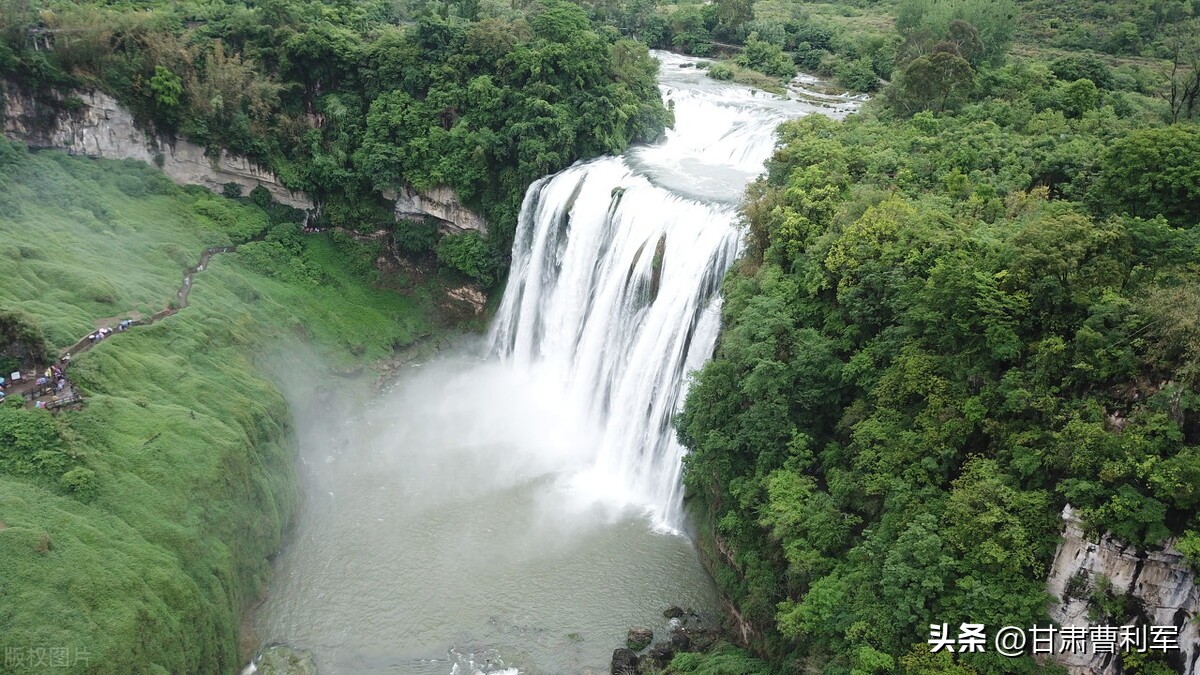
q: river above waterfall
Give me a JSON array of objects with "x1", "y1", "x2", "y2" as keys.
[{"x1": 251, "y1": 53, "x2": 860, "y2": 675}]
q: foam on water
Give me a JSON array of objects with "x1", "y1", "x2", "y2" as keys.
[
  {"x1": 249, "y1": 52, "x2": 860, "y2": 675},
  {"x1": 488, "y1": 52, "x2": 861, "y2": 531}
]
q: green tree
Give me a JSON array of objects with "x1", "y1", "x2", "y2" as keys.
[
  {"x1": 889, "y1": 50, "x2": 975, "y2": 114},
  {"x1": 735, "y1": 32, "x2": 796, "y2": 79},
  {"x1": 711, "y1": 0, "x2": 753, "y2": 43},
  {"x1": 436, "y1": 231, "x2": 500, "y2": 284},
  {"x1": 148, "y1": 64, "x2": 184, "y2": 127},
  {"x1": 896, "y1": 0, "x2": 1017, "y2": 66},
  {"x1": 1094, "y1": 125, "x2": 1200, "y2": 226}
]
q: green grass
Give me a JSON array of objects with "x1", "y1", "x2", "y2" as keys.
[
  {"x1": 754, "y1": 0, "x2": 897, "y2": 33},
  {"x1": 0, "y1": 142, "x2": 439, "y2": 674}
]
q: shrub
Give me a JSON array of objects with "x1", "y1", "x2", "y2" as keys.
[
  {"x1": 1050, "y1": 54, "x2": 1114, "y2": 90},
  {"x1": 60, "y1": 467, "x2": 99, "y2": 502},
  {"x1": 735, "y1": 33, "x2": 797, "y2": 79},
  {"x1": 0, "y1": 407, "x2": 69, "y2": 478},
  {"x1": 249, "y1": 185, "x2": 272, "y2": 208},
  {"x1": 394, "y1": 218, "x2": 440, "y2": 255},
  {"x1": 837, "y1": 57, "x2": 879, "y2": 92},
  {"x1": 707, "y1": 62, "x2": 735, "y2": 81},
  {"x1": 793, "y1": 44, "x2": 826, "y2": 72},
  {"x1": 436, "y1": 231, "x2": 500, "y2": 285}
]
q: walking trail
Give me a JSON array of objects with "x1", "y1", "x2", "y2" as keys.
[{"x1": 4, "y1": 244, "x2": 238, "y2": 409}]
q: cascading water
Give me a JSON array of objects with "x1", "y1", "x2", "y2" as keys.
[
  {"x1": 251, "y1": 52, "x2": 861, "y2": 675},
  {"x1": 488, "y1": 51, "x2": 856, "y2": 529}
]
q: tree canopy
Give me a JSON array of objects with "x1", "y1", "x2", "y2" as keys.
[
  {"x1": 678, "y1": 41, "x2": 1200, "y2": 674},
  {"x1": 0, "y1": 0, "x2": 671, "y2": 284}
]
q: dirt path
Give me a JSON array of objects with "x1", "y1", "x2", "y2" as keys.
[{"x1": 4, "y1": 244, "x2": 239, "y2": 409}]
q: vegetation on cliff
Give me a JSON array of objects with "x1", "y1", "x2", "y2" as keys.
[
  {"x1": 0, "y1": 0, "x2": 671, "y2": 285},
  {"x1": 675, "y1": 1, "x2": 1200, "y2": 674},
  {"x1": 0, "y1": 141, "x2": 437, "y2": 674}
]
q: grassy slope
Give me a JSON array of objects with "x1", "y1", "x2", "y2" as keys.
[{"x1": 0, "y1": 146, "x2": 435, "y2": 674}]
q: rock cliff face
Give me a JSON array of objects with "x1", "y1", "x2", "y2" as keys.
[
  {"x1": 1, "y1": 85, "x2": 314, "y2": 210},
  {"x1": 387, "y1": 184, "x2": 488, "y2": 235},
  {"x1": 1046, "y1": 505, "x2": 1200, "y2": 674},
  {"x1": 1, "y1": 82, "x2": 488, "y2": 234}
]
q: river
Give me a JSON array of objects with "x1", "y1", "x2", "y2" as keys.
[{"x1": 250, "y1": 52, "x2": 860, "y2": 675}]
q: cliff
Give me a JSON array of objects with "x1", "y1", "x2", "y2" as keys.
[
  {"x1": 0, "y1": 82, "x2": 488, "y2": 234},
  {"x1": 387, "y1": 184, "x2": 488, "y2": 235},
  {"x1": 0, "y1": 85, "x2": 313, "y2": 210},
  {"x1": 1046, "y1": 504, "x2": 1200, "y2": 674}
]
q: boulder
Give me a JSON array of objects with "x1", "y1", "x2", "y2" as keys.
[
  {"x1": 611, "y1": 648, "x2": 639, "y2": 675},
  {"x1": 681, "y1": 626, "x2": 720, "y2": 652},
  {"x1": 662, "y1": 606, "x2": 685, "y2": 619},
  {"x1": 626, "y1": 627, "x2": 653, "y2": 651},
  {"x1": 251, "y1": 645, "x2": 317, "y2": 675},
  {"x1": 644, "y1": 641, "x2": 675, "y2": 667}
]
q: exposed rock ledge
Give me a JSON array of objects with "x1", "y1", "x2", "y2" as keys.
[
  {"x1": 1, "y1": 82, "x2": 488, "y2": 234},
  {"x1": 386, "y1": 184, "x2": 487, "y2": 235},
  {"x1": 1, "y1": 85, "x2": 313, "y2": 210},
  {"x1": 1046, "y1": 504, "x2": 1199, "y2": 674}
]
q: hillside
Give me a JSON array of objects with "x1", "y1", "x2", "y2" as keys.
[
  {"x1": 0, "y1": 142, "x2": 441, "y2": 674},
  {"x1": 669, "y1": 1, "x2": 1200, "y2": 674}
]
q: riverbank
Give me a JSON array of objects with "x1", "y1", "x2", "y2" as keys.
[{"x1": 0, "y1": 142, "x2": 468, "y2": 674}]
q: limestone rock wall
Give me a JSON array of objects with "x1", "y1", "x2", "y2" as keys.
[
  {"x1": 1, "y1": 85, "x2": 314, "y2": 210},
  {"x1": 1, "y1": 82, "x2": 489, "y2": 234},
  {"x1": 1046, "y1": 504, "x2": 1200, "y2": 674},
  {"x1": 388, "y1": 184, "x2": 488, "y2": 235}
]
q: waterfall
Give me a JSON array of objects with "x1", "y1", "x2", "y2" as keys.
[{"x1": 487, "y1": 52, "x2": 859, "y2": 530}]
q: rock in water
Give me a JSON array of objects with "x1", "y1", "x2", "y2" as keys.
[
  {"x1": 626, "y1": 627, "x2": 654, "y2": 651},
  {"x1": 663, "y1": 606, "x2": 685, "y2": 619},
  {"x1": 645, "y1": 641, "x2": 676, "y2": 667},
  {"x1": 611, "y1": 648, "x2": 640, "y2": 674},
  {"x1": 670, "y1": 632, "x2": 691, "y2": 651},
  {"x1": 251, "y1": 645, "x2": 317, "y2": 675}
]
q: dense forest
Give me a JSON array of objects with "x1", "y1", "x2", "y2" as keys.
[
  {"x1": 0, "y1": 0, "x2": 671, "y2": 285},
  {"x1": 675, "y1": 1, "x2": 1200, "y2": 674},
  {"x1": 2, "y1": 0, "x2": 1200, "y2": 672}
]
